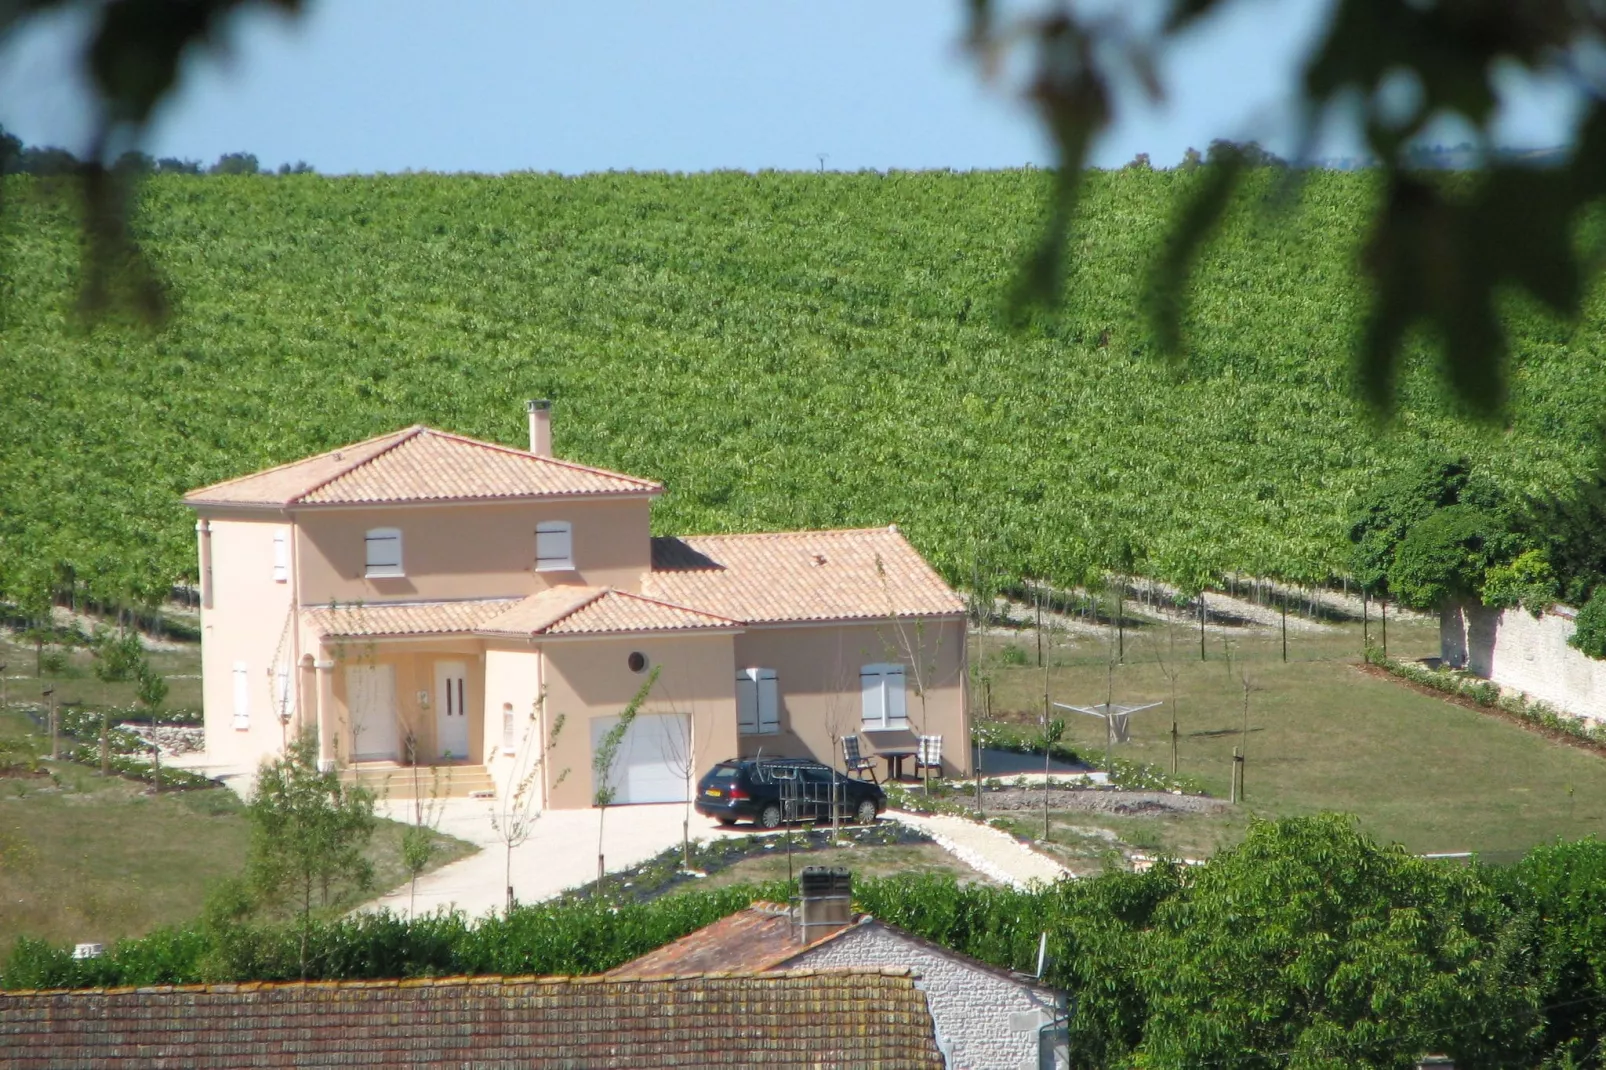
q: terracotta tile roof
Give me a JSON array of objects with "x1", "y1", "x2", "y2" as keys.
[
  {"x1": 607, "y1": 903, "x2": 814, "y2": 977},
  {"x1": 1, "y1": 970, "x2": 944, "y2": 1069},
  {"x1": 610, "y1": 906, "x2": 1058, "y2": 997},
  {"x1": 643, "y1": 528, "x2": 966, "y2": 624},
  {"x1": 184, "y1": 425, "x2": 661, "y2": 507},
  {"x1": 479, "y1": 587, "x2": 741, "y2": 637},
  {"x1": 305, "y1": 598, "x2": 519, "y2": 639}
]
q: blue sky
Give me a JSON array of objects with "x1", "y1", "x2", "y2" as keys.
[{"x1": 0, "y1": 0, "x2": 1580, "y2": 174}]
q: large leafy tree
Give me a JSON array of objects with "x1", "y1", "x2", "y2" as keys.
[{"x1": 1139, "y1": 815, "x2": 1538, "y2": 1069}]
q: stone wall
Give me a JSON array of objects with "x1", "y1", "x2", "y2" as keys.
[
  {"x1": 1440, "y1": 602, "x2": 1606, "y2": 722},
  {"x1": 787, "y1": 921, "x2": 1062, "y2": 1070}
]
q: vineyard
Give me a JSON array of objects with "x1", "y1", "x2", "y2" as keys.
[{"x1": 3, "y1": 168, "x2": 1605, "y2": 609}]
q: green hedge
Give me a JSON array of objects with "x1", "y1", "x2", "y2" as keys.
[{"x1": 14, "y1": 820, "x2": 1606, "y2": 1069}]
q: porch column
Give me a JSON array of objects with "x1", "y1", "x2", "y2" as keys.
[
  {"x1": 297, "y1": 657, "x2": 317, "y2": 741},
  {"x1": 315, "y1": 658, "x2": 337, "y2": 770}
]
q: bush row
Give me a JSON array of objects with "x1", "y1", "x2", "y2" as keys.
[
  {"x1": 11, "y1": 818, "x2": 1606, "y2": 1068},
  {"x1": 1366, "y1": 646, "x2": 1606, "y2": 747},
  {"x1": 26, "y1": 705, "x2": 214, "y2": 790}
]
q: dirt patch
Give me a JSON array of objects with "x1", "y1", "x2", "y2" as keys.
[{"x1": 977, "y1": 787, "x2": 1227, "y2": 816}]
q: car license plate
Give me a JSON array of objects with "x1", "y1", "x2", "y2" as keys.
[{"x1": 705, "y1": 789, "x2": 722, "y2": 798}]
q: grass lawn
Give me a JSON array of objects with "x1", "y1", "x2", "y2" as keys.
[
  {"x1": 0, "y1": 708, "x2": 476, "y2": 960},
  {"x1": 690, "y1": 840, "x2": 996, "y2": 892},
  {"x1": 974, "y1": 614, "x2": 1606, "y2": 861}
]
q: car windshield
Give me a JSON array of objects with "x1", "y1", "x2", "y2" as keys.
[{"x1": 711, "y1": 766, "x2": 739, "y2": 778}]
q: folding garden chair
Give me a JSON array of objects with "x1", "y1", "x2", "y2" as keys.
[
  {"x1": 841, "y1": 734, "x2": 880, "y2": 783},
  {"x1": 914, "y1": 734, "x2": 943, "y2": 785}
]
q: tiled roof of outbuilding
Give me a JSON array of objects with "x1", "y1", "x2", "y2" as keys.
[
  {"x1": 0, "y1": 970, "x2": 946, "y2": 1069},
  {"x1": 184, "y1": 426, "x2": 661, "y2": 507},
  {"x1": 608, "y1": 902, "x2": 828, "y2": 977},
  {"x1": 643, "y1": 528, "x2": 966, "y2": 624}
]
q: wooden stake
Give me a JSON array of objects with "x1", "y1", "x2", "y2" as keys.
[
  {"x1": 1281, "y1": 594, "x2": 1288, "y2": 663},
  {"x1": 1198, "y1": 595, "x2": 1206, "y2": 661}
]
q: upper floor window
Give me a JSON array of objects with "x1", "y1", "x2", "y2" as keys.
[
  {"x1": 860, "y1": 663, "x2": 908, "y2": 730},
  {"x1": 365, "y1": 527, "x2": 403, "y2": 577},
  {"x1": 536, "y1": 521, "x2": 573, "y2": 571},
  {"x1": 736, "y1": 668, "x2": 779, "y2": 735},
  {"x1": 272, "y1": 529, "x2": 289, "y2": 583}
]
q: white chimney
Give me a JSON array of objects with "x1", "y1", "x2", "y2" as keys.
[{"x1": 526, "y1": 399, "x2": 551, "y2": 457}]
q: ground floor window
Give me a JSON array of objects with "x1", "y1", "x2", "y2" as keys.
[
  {"x1": 736, "y1": 668, "x2": 779, "y2": 735},
  {"x1": 860, "y1": 663, "x2": 908, "y2": 729}
]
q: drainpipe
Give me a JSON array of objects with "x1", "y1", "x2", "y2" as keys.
[
  {"x1": 195, "y1": 519, "x2": 213, "y2": 611},
  {"x1": 1037, "y1": 991, "x2": 1073, "y2": 1070},
  {"x1": 288, "y1": 513, "x2": 304, "y2": 737},
  {"x1": 535, "y1": 640, "x2": 549, "y2": 810}
]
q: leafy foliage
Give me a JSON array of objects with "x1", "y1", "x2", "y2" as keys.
[
  {"x1": 1141, "y1": 815, "x2": 1537, "y2": 1069},
  {"x1": 245, "y1": 731, "x2": 377, "y2": 931},
  {"x1": 966, "y1": 0, "x2": 1606, "y2": 416},
  {"x1": 1568, "y1": 588, "x2": 1606, "y2": 661},
  {"x1": 4, "y1": 172, "x2": 1606, "y2": 610},
  {"x1": 16, "y1": 817, "x2": 1606, "y2": 1068},
  {"x1": 1390, "y1": 504, "x2": 1503, "y2": 610},
  {"x1": 1481, "y1": 549, "x2": 1558, "y2": 617}
]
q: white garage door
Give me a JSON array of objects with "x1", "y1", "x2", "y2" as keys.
[{"x1": 590, "y1": 713, "x2": 692, "y2": 804}]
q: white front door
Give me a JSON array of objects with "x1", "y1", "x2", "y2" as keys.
[
  {"x1": 345, "y1": 664, "x2": 398, "y2": 761},
  {"x1": 435, "y1": 660, "x2": 469, "y2": 760},
  {"x1": 589, "y1": 713, "x2": 692, "y2": 804}
]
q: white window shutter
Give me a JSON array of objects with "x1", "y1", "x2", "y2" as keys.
[
  {"x1": 757, "y1": 669, "x2": 779, "y2": 734},
  {"x1": 736, "y1": 671, "x2": 759, "y2": 734},
  {"x1": 885, "y1": 665, "x2": 907, "y2": 725},
  {"x1": 536, "y1": 522, "x2": 573, "y2": 569},
  {"x1": 272, "y1": 530, "x2": 288, "y2": 582},
  {"x1": 861, "y1": 667, "x2": 882, "y2": 726},
  {"x1": 232, "y1": 662, "x2": 250, "y2": 730},
  {"x1": 365, "y1": 528, "x2": 402, "y2": 576}
]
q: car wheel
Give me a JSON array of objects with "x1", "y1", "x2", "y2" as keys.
[
  {"x1": 716, "y1": 816, "x2": 738, "y2": 826},
  {"x1": 758, "y1": 804, "x2": 783, "y2": 830},
  {"x1": 855, "y1": 798, "x2": 879, "y2": 825}
]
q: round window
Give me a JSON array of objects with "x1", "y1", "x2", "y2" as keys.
[{"x1": 627, "y1": 651, "x2": 648, "y2": 673}]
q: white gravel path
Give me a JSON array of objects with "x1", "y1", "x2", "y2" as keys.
[{"x1": 887, "y1": 811, "x2": 1069, "y2": 888}]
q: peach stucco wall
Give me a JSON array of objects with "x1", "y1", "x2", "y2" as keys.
[
  {"x1": 731, "y1": 618, "x2": 970, "y2": 777},
  {"x1": 540, "y1": 634, "x2": 739, "y2": 809},
  {"x1": 483, "y1": 645, "x2": 545, "y2": 801},
  {"x1": 197, "y1": 515, "x2": 299, "y2": 773},
  {"x1": 293, "y1": 497, "x2": 653, "y2": 604}
]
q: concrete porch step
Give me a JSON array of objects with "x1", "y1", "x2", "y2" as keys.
[{"x1": 341, "y1": 762, "x2": 495, "y2": 800}]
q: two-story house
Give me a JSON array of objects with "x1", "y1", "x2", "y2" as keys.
[{"x1": 183, "y1": 402, "x2": 970, "y2": 808}]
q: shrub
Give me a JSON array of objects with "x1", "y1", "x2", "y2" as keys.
[
  {"x1": 999, "y1": 642, "x2": 1029, "y2": 666},
  {"x1": 1482, "y1": 549, "x2": 1558, "y2": 616},
  {"x1": 1569, "y1": 587, "x2": 1606, "y2": 660}
]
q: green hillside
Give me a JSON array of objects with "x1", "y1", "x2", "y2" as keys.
[{"x1": 3, "y1": 169, "x2": 1603, "y2": 607}]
